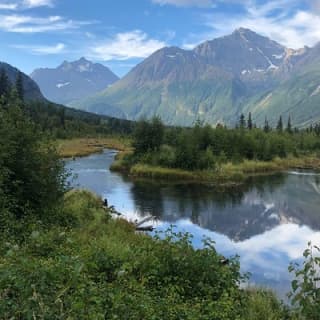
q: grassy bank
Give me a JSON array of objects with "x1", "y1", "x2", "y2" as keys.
[
  {"x1": 111, "y1": 153, "x2": 320, "y2": 184},
  {"x1": 57, "y1": 136, "x2": 132, "y2": 158},
  {"x1": 0, "y1": 190, "x2": 292, "y2": 319}
]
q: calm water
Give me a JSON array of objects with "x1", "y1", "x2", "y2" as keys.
[{"x1": 66, "y1": 150, "x2": 320, "y2": 298}]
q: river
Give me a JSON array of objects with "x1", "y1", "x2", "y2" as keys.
[{"x1": 65, "y1": 149, "x2": 320, "y2": 299}]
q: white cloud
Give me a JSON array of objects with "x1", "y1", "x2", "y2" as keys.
[
  {"x1": 184, "y1": 0, "x2": 320, "y2": 49},
  {"x1": 90, "y1": 30, "x2": 166, "y2": 61},
  {"x1": 152, "y1": 0, "x2": 212, "y2": 7},
  {"x1": 0, "y1": 0, "x2": 54, "y2": 10},
  {"x1": 0, "y1": 14, "x2": 92, "y2": 33},
  {"x1": 13, "y1": 42, "x2": 66, "y2": 54},
  {"x1": 0, "y1": 3, "x2": 18, "y2": 10},
  {"x1": 23, "y1": 0, "x2": 53, "y2": 8}
]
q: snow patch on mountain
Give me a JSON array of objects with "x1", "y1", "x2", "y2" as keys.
[
  {"x1": 78, "y1": 63, "x2": 92, "y2": 72},
  {"x1": 311, "y1": 85, "x2": 320, "y2": 97},
  {"x1": 272, "y1": 54, "x2": 284, "y2": 60},
  {"x1": 56, "y1": 82, "x2": 70, "y2": 88}
]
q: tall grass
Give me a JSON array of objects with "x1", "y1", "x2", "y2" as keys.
[
  {"x1": 57, "y1": 136, "x2": 132, "y2": 158},
  {"x1": 112, "y1": 154, "x2": 320, "y2": 184}
]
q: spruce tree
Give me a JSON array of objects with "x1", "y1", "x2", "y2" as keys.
[
  {"x1": 264, "y1": 117, "x2": 270, "y2": 132},
  {"x1": 15, "y1": 72, "x2": 24, "y2": 101},
  {"x1": 247, "y1": 112, "x2": 253, "y2": 130},
  {"x1": 287, "y1": 116, "x2": 292, "y2": 134},
  {"x1": 59, "y1": 107, "x2": 66, "y2": 129},
  {"x1": 276, "y1": 116, "x2": 283, "y2": 133},
  {"x1": 239, "y1": 113, "x2": 246, "y2": 129},
  {"x1": 0, "y1": 69, "x2": 10, "y2": 98}
]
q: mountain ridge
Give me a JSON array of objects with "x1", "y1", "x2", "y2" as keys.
[
  {"x1": 70, "y1": 29, "x2": 320, "y2": 127},
  {"x1": 31, "y1": 58, "x2": 119, "y2": 106}
]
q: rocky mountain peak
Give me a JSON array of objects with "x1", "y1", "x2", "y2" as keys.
[{"x1": 31, "y1": 58, "x2": 119, "y2": 105}]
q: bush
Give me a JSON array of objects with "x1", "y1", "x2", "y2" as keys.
[
  {"x1": 288, "y1": 242, "x2": 320, "y2": 319},
  {"x1": 245, "y1": 289, "x2": 290, "y2": 320},
  {"x1": 158, "y1": 144, "x2": 177, "y2": 167},
  {"x1": 0, "y1": 96, "x2": 68, "y2": 237}
]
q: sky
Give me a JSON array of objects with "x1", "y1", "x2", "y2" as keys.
[{"x1": 0, "y1": 0, "x2": 320, "y2": 77}]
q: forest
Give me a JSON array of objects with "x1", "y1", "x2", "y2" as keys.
[
  {"x1": 0, "y1": 70, "x2": 319, "y2": 319},
  {"x1": 106, "y1": 115, "x2": 320, "y2": 185}
]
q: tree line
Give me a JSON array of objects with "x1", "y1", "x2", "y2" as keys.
[
  {"x1": 130, "y1": 116, "x2": 320, "y2": 171},
  {"x1": 0, "y1": 68, "x2": 134, "y2": 139}
]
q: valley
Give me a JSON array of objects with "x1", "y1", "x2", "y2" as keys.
[{"x1": 1, "y1": 1, "x2": 320, "y2": 317}]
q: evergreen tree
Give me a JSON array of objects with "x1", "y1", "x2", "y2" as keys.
[
  {"x1": 286, "y1": 116, "x2": 292, "y2": 134},
  {"x1": 0, "y1": 93, "x2": 67, "y2": 221},
  {"x1": 247, "y1": 112, "x2": 253, "y2": 130},
  {"x1": 276, "y1": 116, "x2": 283, "y2": 133},
  {"x1": 133, "y1": 117, "x2": 164, "y2": 154},
  {"x1": 15, "y1": 72, "x2": 24, "y2": 101},
  {"x1": 239, "y1": 113, "x2": 246, "y2": 129},
  {"x1": 0, "y1": 69, "x2": 11, "y2": 98},
  {"x1": 59, "y1": 107, "x2": 66, "y2": 129},
  {"x1": 264, "y1": 117, "x2": 270, "y2": 133}
]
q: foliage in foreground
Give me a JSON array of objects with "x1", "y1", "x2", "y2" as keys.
[
  {"x1": 288, "y1": 243, "x2": 320, "y2": 320},
  {"x1": 0, "y1": 190, "x2": 289, "y2": 320},
  {"x1": 0, "y1": 92, "x2": 68, "y2": 234}
]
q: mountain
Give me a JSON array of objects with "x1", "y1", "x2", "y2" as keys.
[
  {"x1": 31, "y1": 58, "x2": 119, "y2": 105},
  {"x1": 73, "y1": 29, "x2": 320, "y2": 127},
  {"x1": 0, "y1": 62, "x2": 44, "y2": 101}
]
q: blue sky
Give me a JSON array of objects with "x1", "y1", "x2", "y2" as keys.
[{"x1": 0, "y1": 0, "x2": 320, "y2": 76}]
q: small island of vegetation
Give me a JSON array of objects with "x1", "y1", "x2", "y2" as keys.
[{"x1": 111, "y1": 115, "x2": 320, "y2": 185}]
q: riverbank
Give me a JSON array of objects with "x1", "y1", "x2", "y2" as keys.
[
  {"x1": 57, "y1": 137, "x2": 132, "y2": 158},
  {"x1": 58, "y1": 138, "x2": 320, "y2": 183},
  {"x1": 0, "y1": 189, "x2": 293, "y2": 319},
  {"x1": 111, "y1": 152, "x2": 320, "y2": 185}
]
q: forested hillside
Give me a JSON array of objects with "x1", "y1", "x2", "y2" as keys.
[{"x1": 0, "y1": 67, "x2": 134, "y2": 138}]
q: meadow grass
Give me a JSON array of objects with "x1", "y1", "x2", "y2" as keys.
[
  {"x1": 112, "y1": 154, "x2": 320, "y2": 184},
  {"x1": 57, "y1": 136, "x2": 132, "y2": 158}
]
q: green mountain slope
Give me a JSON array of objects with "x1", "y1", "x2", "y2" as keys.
[
  {"x1": 73, "y1": 29, "x2": 320, "y2": 127},
  {"x1": 246, "y1": 70, "x2": 320, "y2": 127}
]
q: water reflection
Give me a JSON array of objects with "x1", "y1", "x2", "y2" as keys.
[
  {"x1": 129, "y1": 176, "x2": 288, "y2": 241},
  {"x1": 66, "y1": 150, "x2": 320, "y2": 297}
]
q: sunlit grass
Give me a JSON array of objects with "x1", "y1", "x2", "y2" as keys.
[
  {"x1": 112, "y1": 154, "x2": 320, "y2": 184},
  {"x1": 57, "y1": 136, "x2": 132, "y2": 158}
]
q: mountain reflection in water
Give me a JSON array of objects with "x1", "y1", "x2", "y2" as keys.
[{"x1": 66, "y1": 150, "x2": 320, "y2": 298}]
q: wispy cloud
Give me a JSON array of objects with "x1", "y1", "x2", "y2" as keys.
[
  {"x1": 0, "y1": 14, "x2": 93, "y2": 33},
  {"x1": 152, "y1": 0, "x2": 213, "y2": 7},
  {"x1": 13, "y1": 42, "x2": 66, "y2": 54},
  {"x1": 183, "y1": 0, "x2": 320, "y2": 49},
  {"x1": 23, "y1": 0, "x2": 53, "y2": 8},
  {"x1": 90, "y1": 30, "x2": 166, "y2": 60},
  {"x1": 0, "y1": 0, "x2": 54, "y2": 10},
  {"x1": 0, "y1": 3, "x2": 18, "y2": 10}
]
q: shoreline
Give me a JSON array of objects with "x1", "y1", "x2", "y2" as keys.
[
  {"x1": 59, "y1": 138, "x2": 320, "y2": 184},
  {"x1": 57, "y1": 137, "x2": 132, "y2": 158},
  {"x1": 111, "y1": 151, "x2": 320, "y2": 185}
]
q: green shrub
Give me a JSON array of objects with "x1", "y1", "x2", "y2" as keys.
[{"x1": 288, "y1": 242, "x2": 320, "y2": 319}]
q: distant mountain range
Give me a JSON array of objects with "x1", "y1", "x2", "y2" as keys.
[
  {"x1": 0, "y1": 62, "x2": 44, "y2": 101},
  {"x1": 71, "y1": 28, "x2": 320, "y2": 128},
  {"x1": 31, "y1": 58, "x2": 119, "y2": 105}
]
